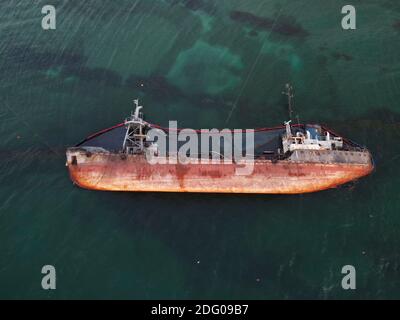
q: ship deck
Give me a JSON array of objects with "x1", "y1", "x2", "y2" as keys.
[
  {"x1": 77, "y1": 124, "x2": 309, "y2": 158},
  {"x1": 77, "y1": 122, "x2": 364, "y2": 160}
]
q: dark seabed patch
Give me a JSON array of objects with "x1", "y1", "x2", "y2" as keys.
[
  {"x1": 1, "y1": 44, "x2": 126, "y2": 88},
  {"x1": 248, "y1": 30, "x2": 259, "y2": 37},
  {"x1": 2, "y1": 45, "x2": 87, "y2": 71},
  {"x1": 392, "y1": 20, "x2": 400, "y2": 31},
  {"x1": 125, "y1": 74, "x2": 184, "y2": 99},
  {"x1": 65, "y1": 67, "x2": 123, "y2": 87},
  {"x1": 125, "y1": 72, "x2": 236, "y2": 112},
  {"x1": 168, "y1": 0, "x2": 217, "y2": 14},
  {"x1": 230, "y1": 11, "x2": 309, "y2": 38},
  {"x1": 331, "y1": 52, "x2": 353, "y2": 62}
]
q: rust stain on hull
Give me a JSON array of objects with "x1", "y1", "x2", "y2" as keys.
[{"x1": 66, "y1": 152, "x2": 374, "y2": 194}]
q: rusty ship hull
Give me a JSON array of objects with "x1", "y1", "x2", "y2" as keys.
[
  {"x1": 66, "y1": 98, "x2": 374, "y2": 194},
  {"x1": 66, "y1": 148, "x2": 373, "y2": 194}
]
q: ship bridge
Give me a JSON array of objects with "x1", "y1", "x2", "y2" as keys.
[{"x1": 282, "y1": 121, "x2": 344, "y2": 154}]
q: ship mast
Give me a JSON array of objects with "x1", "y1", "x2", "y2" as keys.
[
  {"x1": 282, "y1": 83, "x2": 294, "y2": 120},
  {"x1": 122, "y1": 99, "x2": 147, "y2": 154}
]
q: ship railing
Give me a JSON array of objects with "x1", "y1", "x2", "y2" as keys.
[{"x1": 320, "y1": 125, "x2": 369, "y2": 152}]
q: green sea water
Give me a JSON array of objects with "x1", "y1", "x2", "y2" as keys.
[{"x1": 1, "y1": 0, "x2": 400, "y2": 299}]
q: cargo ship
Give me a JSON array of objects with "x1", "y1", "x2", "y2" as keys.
[{"x1": 66, "y1": 85, "x2": 374, "y2": 194}]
